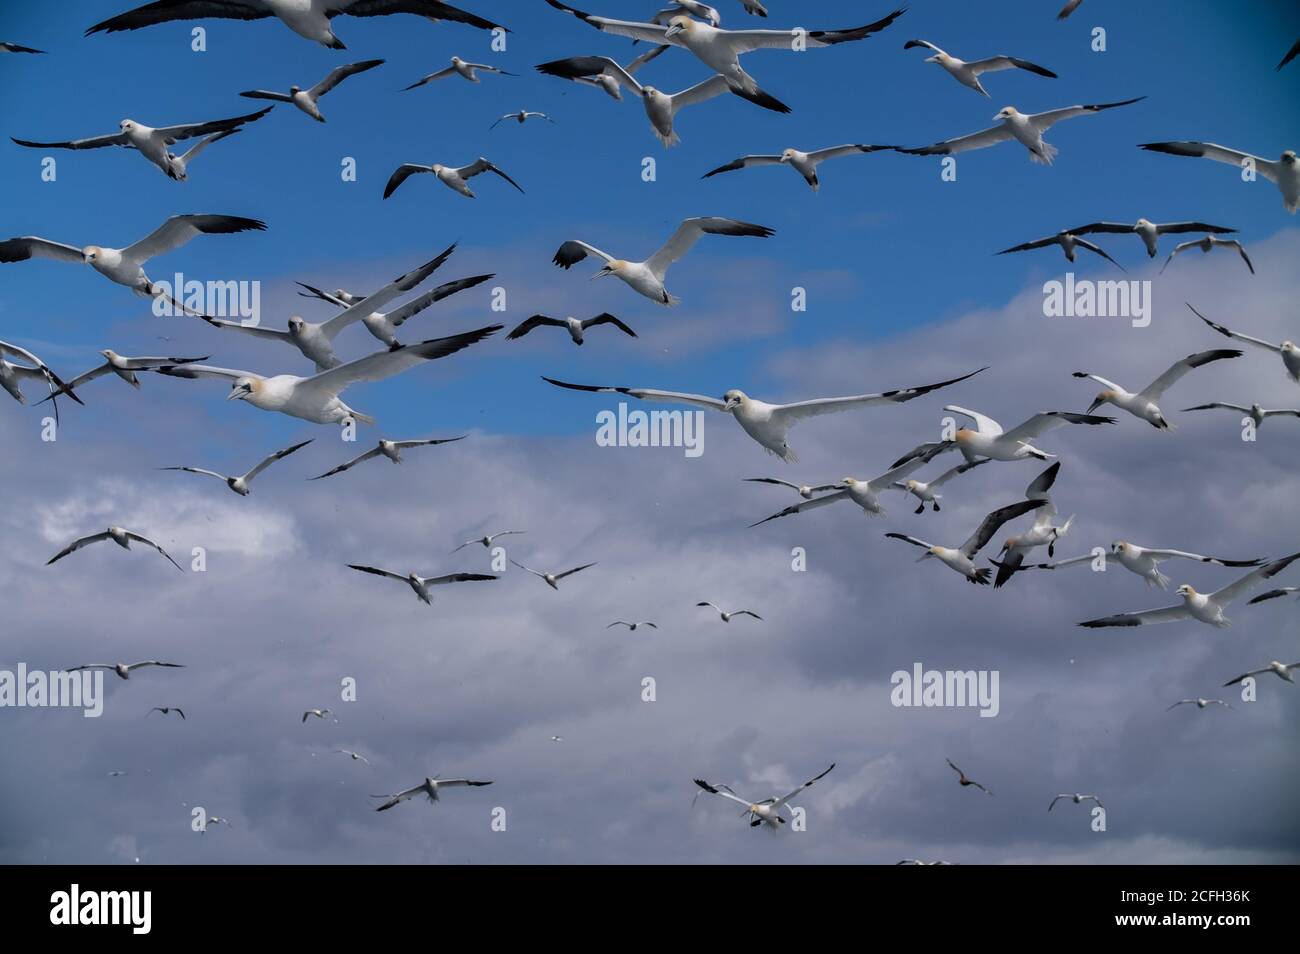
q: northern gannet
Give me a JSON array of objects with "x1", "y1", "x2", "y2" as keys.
[
  {"x1": 1224, "y1": 661, "x2": 1300, "y2": 686},
  {"x1": 551, "y1": 217, "x2": 773, "y2": 304},
  {"x1": 203, "y1": 246, "x2": 460, "y2": 371},
  {"x1": 1139, "y1": 142, "x2": 1298, "y2": 213},
  {"x1": 1021, "y1": 541, "x2": 1263, "y2": 590},
  {"x1": 153, "y1": 326, "x2": 501, "y2": 425},
  {"x1": 87, "y1": 0, "x2": 505, "y2": 48},
  {"x1": 892, "y1": 407, "x2": 1115, "y2": 466},
  {"x1": 48, "y1": 527, "x2": 184, "y2": 572},
  {"x1": 743, "y1": 477, "x2": 837, "y2": 499},
  {"x1": 148, "y1": 706, "x2": 186, "y2": 718},
  {"x1": 900, "y1": 98, "x2": 1144, "y2": 165},
  {"x1": 404, "y1": 56, "x2": 516, "y2": 90},
  {"x1": 201, "y1": 816, "x2": 232, "y2": 831},
  {"x1": 67, "y1": 661, "x2": 184, "y2": 681},
  {"x1": 748, "y1": 456, "x2": 935, "y2": 527},
  {"x1": 545, "y1": 368, "x2": 984, "y2": 462},
  {"x1": 383, "y1": 157, "x2": 523, "y2": 199},
  {"x1": 506, "y1": 312, "x2": 636, "y2": 345},
  {"x1": 885, "y1": 499, "x2": 1045, "y2": 585},
  {"x1": 544, "y1": 0, "x2": 906, "y2": 113},
  {"x1": 996, "y1": 231, "x2": 1125, "y2": 269},
  {"x1": 696, "y1": 601, "x2": 761, "y2": 622},
  {"x1": 1049, "y1": 793, "x2": 1101, "y2": 811},
  {"x1": 239, "y1": 59, "x2": 384, "y2": 122},
  {"x1": 893, "y1": 458, "x2": 989, "y2": 513},
  {"x1": 1249, "y1": 587, "x2": 1299, "y2": 605},
  {"x1": 0, "y1": 41, "x2": 45, "y2": 53},
  {"x1": 0, "y1": 340, "x2": 79, "y2": 411},
  {"x1": 510, "y1": 559, "x2": 597, "y2": 590},
  {"x1": 1072, "y1": 348, "x2": 1242, "y2": 429},
  {"x1": 1161, "y1": 236, "x2": 1254, "y2": 275},
  {"x1": 451, "y1": 530, "x2": 525, "y2": 553},
  {"x1": 991, "y1": 463, "x2": 1074, "y2": 587},
  {"x1": 1181, "y1": 402, "x2": 1300, "y2": 430},
  {"x1": 534, "y1": 45, "x2": 669, "y2": 101},
  {"x1": 0, "y1": 214, "x2": 266, "y2": 310},
  {"x1": 302, "y1": 708, "x2": 332, "y2": 722},
  {"x1": 11, "y1": 107, "x2": 272, "y2": 181},
  {"x1": 311, "y1": 436, "x2": 466, "y2": 480},
  {"x1": 903, "y1": 39, "x2": 1056, "y2": 97},
  {"x1": 1063, "y1": 218, "x2": 1237, "y2": 258},
  {"x1": 1167, "y1": 698, "x2": 1232, "y2": 711},
  {"x1": 336, "y1": 749, "x2": 370, "y2": 764},
  {"x1": 607, "y1": 620, "x2": 657, "y2": 630},
  {"x1": 946, "y1": 759, "x2": 993, "y2": 795},
  {"x1": 372, "y1": 776, "x2": 493, "y2": 811},
  {"x1": 693, "y1": 763, "x2": 834, "y2": 828},
  {"x1": 44, "y1": 350, "x2": 207, "y2": 402},
  {"x1": 1079, "y1": 552, "x2": 1300, "y2": 628},
  {"x1": 703, "y1": 144, "x2": 894, "y2": 190},
  {"x1": 161, "y1": 439, "x2": 313, "y2": 496},
  {"x1": 1189, "y1": 304, "x2": 1298, "y2": 384},
  {"x1": 347, "y1": 565, "x2": 497, "y2": 604},
  {"x1": 490, "y1": 110, "x2": 554, "y2": 129}
]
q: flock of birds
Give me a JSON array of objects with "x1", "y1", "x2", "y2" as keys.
[{"x1": 1, "y1": 0, "x2": 1298, "y2": 856}]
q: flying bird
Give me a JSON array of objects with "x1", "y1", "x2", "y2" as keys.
[
  {"x1": 1167, "y1": 698, "x2": 1231, "y2": 711},
  {"x1": 311, "y1": 437, "x2": 466, "y2": 480},
  {"x1": 0, "y1": 214, "x2": 266, "y2": 312},
  {"x1": 885, "y1": 499, "x2": 1045, "y2": 585},
  {"x1": 900, "y1": 98, "x2": 1144, "y2": 165},
  {"x1": 0, "y1": 340, "x2": 79, "y2": 411},
  {"x1": 1224, "y1": 661, "x2": 1300, "y2": 686},
  {"x1": 0, "y1": 41, "x2": 45, "y2": 53},
  {"x1": 336, "y1": 749, "x2": 370, "y2": 764},
  {"x1": 153, "y1": 326, "x2": 501, "y2": 425},
  {"x1": 534, "y1": 45, "x2": 669, "y2": 101},
  {"x1": 67, "y1": 661, "x2": 184, "y2": 681},
  {"x1": 990, "y1": 467, "x2": 1075, "y2": 587},
  {"x1": 696, "y1": 601, "x2": 761, "y2": 622},
  {"x1": 1020, "y1": 541, "x2": 1263, "y2": 590},
  {"x1": 1062, "y1": 218, "x2": 1237, "y2": 258},
  {"x1": 748, "y1": 456, "x2": 935, "y2": 527},
  {"x1": 161, "y1": 439, "x2": 313, "y2": 496},
  {"x1": 995, "y1": 231, "x2": 1125, "y2": 269},
  {"x1": 551, "y1": 217, "x2": 772, "y2": 305},
  {"x1": 1189, "y1": 304, "x2": 1298, "y2": 383},
  {"x1": 903, "y1": 39, "x2": 1057, "y2": 97},
  {"x1": 490, "y1": 110, "x2": 553, "y2": 128},
  {"x1": 1181, "y1": 402, "x2": 1300, "y2": 430},
  {"x1": 693, "y1": 763, "x2": 834, "y2": 828},
  {"x1": 1079, "y1": 551, "x2": 1300, "y2": 628},
  {"x1": 41, "y1": 350, "x2": 206, "y2": 403},
  {"x1": 11, "y1": 107, "x2": 272, "y2": 181},
  {"x1": 48, "y1": 527, "x2": 184, "y2": 572},
  {"x1": 544, "y1": 368, "x2": 983, "y2": 462},
  {"x1": 607, "y1": 620, "x2": 657, "y2": 631},
  {"x1": 404, "y1": 56, "x2": 515, "y2": 89},
  {"x1": 892, "y1": 406, "x2": 1115, "y2": 466},
  {"x1": 743, "y1": 477, "x2": 838, "y2": 499},
  {"x1": 451, "y1": 530, "x2": 525, "y2": 553},
  {"x1": 1049, "y1": 793, "x2": 1102, "y2": 811},
  {"x1": 1161, "y1": 236, "x2": 1254, "y2": 275},
  {"x1": 240, "y1": 59, "x2": 384, "y2": 122},
  {"x1": 510, "y1": 559, "x2": 597, "y2": 590},
  {"x1": 372, "y1": 776, "x2": 493, "y2": 811},
  {"x1": 148, "y1": 707, "x2": 186, "y2": 719},
  {"x1": 1072, "y1": 349, "x2": 1242, "y2": 429},
  {"x1": 86, "y1": 0, "x2": 505, "y2": 48},
  {"x1": 703, "y1": 144, "x2": 894, "y2": 190},
  {"x1": 1056, "y1": 0, "x2": 1083, "y2": 19},
  {"x1": 1139, "y1": 142, "x2": 1298, "y2": 213},
  {"x1": 348, "y1": 564, "x2": 497, "y2": 605},
  {"x1": 506, "y1": 313, "x2": 636, "y2": 346},
  {"x1": 303, "y1": 708, "x2": 332, "y2": 722},
  {"x1": 383, "y1": 157, "x2": 523, "y2": 199},
  {"x1": 946, "y1": 759, "x2": 993, "y2": 795},
  {"x1": 893, "y1": 458, "x2": 989, "y2": 513}
]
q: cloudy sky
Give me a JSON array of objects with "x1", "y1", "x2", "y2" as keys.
[{"x1": 0, "y1": 1, "x2": 1297, "y2": 864}]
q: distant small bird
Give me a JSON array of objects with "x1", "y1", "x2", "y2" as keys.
[
  {"x1": 696, "y1": 601, "x2": 761, "y2": 623},
  {"x1": 549, "y1": 735, "x2": 564, "y2": 743},
  {"x1": 506, "y1": 312, "x2": 636, "y2": 346},
  {"x1": 491, "y1": 110, "x2": 554, "y2": 129},
  {"x1": 1167, "y1": 698, "x2": 1232, "y2": 711},
  {"x1": 384, "y1": 157, "x2": 523, "y2": 199},
  {"x1": 347, "y1": 565, "x2": 497, "y2": 605},
  {"x1": 511, "y1": 559, "x2": 597, "y2": 590},
  {"x1": 1182, "y1": 402, "x2": 1300, "y2": 431},
  {"x1": 1049, "y1": 793, "x2": 1102, "y2": 811},
  {"x1": 201, "y1": 815, "x2": 231, "y2": 832},
  {"x1": 147, "y1": 706, "x2": 186, "y2": 719},
  {"x1": 1161, "y1": 235, "x2": 1254, "y2": 275},
  {"x1": 161, "y1": 439, "x2": 313, "y2": 496},
  {"x1": 372, "y1": 776, "x2": 493, "y2": 811},
  {"x1": 1223, "y1": 661, "x2": 1300, "y2": 686},
  {"x1": 68, "y1": 661, "x2": 184, "y2": 681},
  {"x1": 703, "y1": 144, "x2": 893, "y2": 191},
  {"x1": 48, "y1": 527, "x2": 184, "y2": 572},
  {"x1": 302, "y1": 708, "x2": 332, "y2": 723},
  {"x1": 335, "y1": 749, "x2": 370, "y2": 765},
  {"x1": 405, "y1": 56, "x2": 515, "y2": 89},
  {"x1": 451, "y1": 530, "x2": 525, "y2": 553},
  {"x1": 946, "y1": 759, "x2": 993, "y2": 795},
  {"x1": 903, "y1": 39, "x2": 1057, "y2": 97},
  {"x1": 239, "y1": 60, "x2": 385, "y2": 122},
  {"x1": 606, "y1": 620, "x2": 657, "y2": 631},
  {"x1": 311, "y1": 437, "x2": 466, "y2": 480}
]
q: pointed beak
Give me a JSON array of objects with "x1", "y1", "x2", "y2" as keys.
[
  {"x1": 1086, "y1": 397, "x2": 1103, "y2": 413},
  {"x1": 227, "y1": 384, "x2": 250, "y2": 401},
  {"x1": 664, "y1": 24, "x2": 683, "y2": 38}
]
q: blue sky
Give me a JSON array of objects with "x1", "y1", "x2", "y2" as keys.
[{"x1": 1, "y1": 2, "x2": 1298, "y2": 865}]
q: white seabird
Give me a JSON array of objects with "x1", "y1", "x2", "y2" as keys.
[
  {"x1": 550, "y1": 217, "x2": 773, "y2": 304},
  {"x1": 1224, "y1": 661, "x2": 1300, "y2": 686},
  {"x1": 372, "y1": 776, "x2": 493, "y2": 811},
  {"x1": 1181, "y1": 402, "x2": 1300, "y2": 430},
  {"x1": 990, "y1": 463, "x2": 1074, "y2": 587},
  {"x1": 43, "y1": 350, "x2": 208, "y2": 402},
  {"x1": 743, "y1": 477, "x2": 838, "y2": 500},
  {"x1": 995, "y1": 231, "x2": 1125, "y2": 269},
  {"x1": 1189, "y1": 303, "x2": 1299, "y2": 383},
  {"x1": 946, "y1": 759, "x2": 993, "y2": 796},
  {"x1": 404, "y1": 56, "x2": 515, "y2": 90},
  {"x1": 703, "y1": 144, "x2": 894, "y2": 190},
  {"x1": 1071, "y1": 348, "x2": 1242, "y2": 429},
  {"x1": 451, "y1": 530, "x2": 525, "y2": 553},
  {"x1": 87, "y1": 0, "x2": 505, "y2": 48},
  {"x1": 48, "y1": 527, "x2": 184, "y2": 572},
  {"x1": 336, "y1": 749, "x2": 370, "y2": 764},
  {"x1": 506, "y1": 312, "x2": 636, "y2": 346},
  {"x1": 347, "y1": 564, "x2": 497, "y2": 605},
  {"x1": 0, "y1": 41, "x2": 45, "y2": 53},
  {"x1": 885, "y1": 499, "x2": 1045, "y2": 585},
  {"x1": 383, "y1": 157, "x2": 523, "y2": 199},
  {"x1": 510, "y1": 559, "x2": 597, "y2": 590},
  {"x1": 1063, "y1": 218, "x2": 1237, "y2": 258},
  {"x1": 1049, "y1": 793, "x2": 1102, "y2": 811},
  {"x1": 11, "y1": 107, "x2": 272, "y2": 181},
  {"x1": 545, "y1": 367, "x2": 983, "y2": 462},
  {"x1": 0, "y1": 214, "x2": 266, "y2": 311},
  {"x1": 311, "y1": 436, "x2": 465, "y2": 480},
  {"x1": 892, "y1": 406, "x2": 1115, "y2": 466},
  {"x1": 903, "y1": 39, "x2": 1057, "y2": 97},
  {"x1": 1167, "y1": 698, "x2": 1232, "y2": 711},
  {"x1": 240, "y1": 59, "x2": 384, "y2": 123},
  {"x1": 161, "y1": 439, "x2": 313, "y2": 496},
  {"x1": 68, "y1": 661, "x2": 184, "y2": 681},
  {"x1": 747, "y1": 456, "x2": 935, "y2": 527},
  {"x1": 1139, "y1": 141, "x2": 1298, "y2": 213},
  {"x1": 696, "y1": 601, "x2": 761, "y2": 622},
  {"x1": 1019, "y1": 541, "x2": 1263, "y2": 590},
  {"x1": 893, "y1": 458, "x2": 989, "y2": 513},
  {"x1": 490, "y1": 110, "x2": 554, "y2": 129},
  {"x1": 693, "y1": 763, "x2": 834, "y2": 828},
  {"x1": 899, "y1": 97, "x2": 1144, "y2": 165},
  {"x1": 607, "y1": 620, "x2": 657, "y2": 631},
  {"x1": 1078, "y1": 551, "x2": 1300, "y2": 628},
  {"x1": 544, "y1": 0, "x2": 907, "y2": 113},
  {"x1": 303, "y1": 708, "x2": 332, "y2": 722},
  {"x1": 153, "y1": 325, "x2": 500, "y2": 425},
  {"x1": 1161, "y1": 236, "x2": 1254, "y2": 275},
  {"x1": 534, "y1": 45, "x2": 669, "y2": 102}
]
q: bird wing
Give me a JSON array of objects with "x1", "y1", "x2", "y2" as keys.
[
  {"x1": 583, "y1": 313, "x2": 636, "y2": 336},
  {"x1": 626, "y1": 43, "x2": 670, "y2": 73},
  {"x1": 331, "y1": 0, "x2": 505, "y2": 31},
  {"x1": 310, "y1": 446, "x2": 383, "y2": 479},
  {"x1": 693, "y1": 779, "x2": 754, "y2": 808},
  {"x1": 866, "y1": 457, "x2": 930, "y2": 491},
  {"x1": 403, "y1": 66, "x2": 456, "y2": 90},
  {"x1": 123, "y1": 214, "x2": 266, "y2": 263},
  {"x1": 318, "y1": 245, "x2": 457, "y2": 338},
  {"x1": 749, "y1": 491, "x2": 850, "y2": 527},
  {"x1": 744, "y1": 477, "x2": 799, "y2": 490},
  {"x1": 509, "y1": 559, "x2": 546, "y2": 578},
  {"x1": 455, "y1": 158, "x2": 524, "y2": 192},
  {"x1": 244, "y1": 439, "x2": 312, "y2": 481},
  {"x1": 161, "y1": 465, "x2": 227, "y2": 481},
  {"x1": 807, "y1": 143, "x2": 887, "y2": 163},
  {"x1": 1181, "y1": 402, "x2": 1249, "y2": 414},
  {"x1": 884, "y1": 532, "x2": 935, "y2": 550},
  {"x1": 1064, "y1": 222, "x2": 1134, "y2": 235},
  {"x1": 1187, "y1": 304, "x2": 1280, "y2": 354},
  {"x1": 771, "y1": 763, "x2": 835, "y2": 809},
  {"x1": 1211, "y1": 552, "x2": 1300, "y2": 606},
  {"x1": 1024, "y1": 461, "x2": 1060, "y2": 501},
  {"x1": 1230, "y1": 241, "x2": 1255, "y2": 274},
  {"x1": 175, "y1": 128, "x2": 239, "y2": 162},
  {"x1": 11, "y1": 131, "x2": 129, "y2": 150},
  {"x1": 153, "y1": 364, "x2": 255, "y2": 383},
  {"x1": 899, "y1": 124, "x2": 1013, "y2": 156},
  {"x1": 541, "y1": 376, "x2": 727, "y2": 411},
  {"x1": 153, "y1": 106, "x2": 274, "y2": 141},
  {"x1": 123, "y1": 532, "x2": 185, "y2": 571},
  {"x1": 543, "y1": 2, "x2": 677, "y2": 44},
  {"x1": 86, "y1": 0, "x2": 271, "y2": 35},
  {"x1": 1073, "y1": 238, "x2": 1126, "y2": 270},
  {"x1": 384, "y1": 274, "x2": 492, "y2": 327},
  {"x1": 1248, "y1": 588, "x2": 1298, "y2": 605},
  {"x1": 310, "y1": 58, "x2": 384, "y2": 98},
  {"x1": 394, "y1": 436, "x2": 465, "y2": 449},
  {"x1": 373, "y1": 784, "x2": 425, "y2": 810},
  {"x1": 348, "y1": 564, "x2": 407, "y2": 582},
  {"x1": 645, "y1": 217, "x2": 773, "y2": 279},
  {"x1": 423, "y1": 573, "x2": 498, "y2": 585},
  {"x1": 1139, "y1": 141, "x2": 1277, "y2": 183},
  {"x1": 966, "y1": 55, "x2": 1057, "y2": 78},
  {"x1": 127, "y1": 661, "x2": 183, "y2": 671},
  {"x1": 535, "y1": 55, "x2": 644, "y2": 93},
  {"x1": 1028, "y1": 98, "x2": 1144, "y2": 131},
  {"x1": 1078, "y1": 604, "x2": 1190, "y2": 628},
  {"x1": 930, "y1": 458, "x2": 989, "y2": 488},
  {"x1": 669, "y1": 74, "x2": 732, "y2": 109},
  {"x1": 48, "y1": 532, "x2": 113, "y2": 564},
  {"x1": 1157, "y1": 222, "x2": 1236, "y2": 235},
  {"x1": 507, "y1": 316, "x2": 566, "y2": 339},
  {"x1": 238, "y1": 90, "x2": 294, "y2": 103},
  {"x1": 552, "y1": 239, "x2": 616, "y2": 269},
  {"x1": 1138, "y1": 349, "x2": 1241, "y2": 402},
  {"x1": 702, "y1": 154, "x2": 784, "y2": 178},
  {"x1": 902, "y1": 38, "x2": 941, "y2": 53},
  {"x1": 430, "y1": 778, "x2": 493, "y2": 787},
  {"x1": 0, "y1": 236, "x2": 86, "y2": 264},
  {"x1": 772, "y1": 368, "x2": 985, "y2": 424},
  {"x1": 1278, "y1": 38, "x2": 1300, "y2": 71},
  {"x1": 724, "y1": 9, "x2": 906, "y2": 52},
  {"x1": 382, "y1": 163, "x2": 435, "y2": 199},
  {"x1": 1001, "y1": 411, "x2": 1114, "y2": 445},
  {"x1": 960, "y1": 499, "x2": 1045, "y2": 557},
  {"x1": 997, "y1": 235, "x2": 1062, "y2": 254},
  {"x1": 203, "y1": 318, "x2": 292, "y2": 342},
  {"x1": 554, "y1": 562, "x2": 597, "y2": 580},
  {"x1": 301, "y1": 326, "x2": 499, "y2": 399}
]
